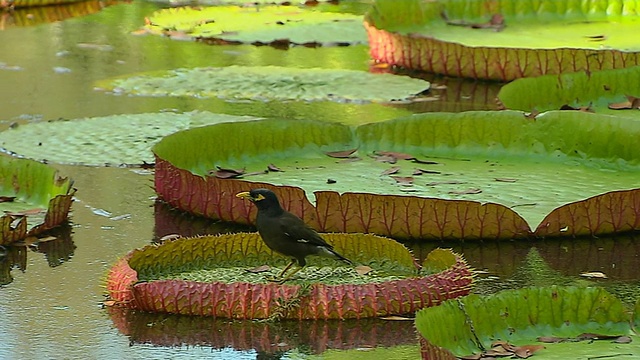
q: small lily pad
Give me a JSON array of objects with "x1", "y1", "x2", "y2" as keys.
[
  {"x1": 101, "y1": 66, "x2": 430, "y2": 104},
  {"x1": 0, "y1": 111, "x2": 262, "y2": 166},
  {"x1": 0, "y1": 157, "x2": 74, "y2": 245}
]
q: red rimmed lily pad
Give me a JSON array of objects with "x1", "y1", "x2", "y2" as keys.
[
  {"x1": 365, "y1": 0, "x2": 640, "y2": 81},
  {"x1": 152, "y1": 112, "x2": 640, "y2": 240},
  {"x1": 0, "y1": 156, "x2": 74, "y2": 246},
  {"x1": 105, "y1": 233, "x2": 473, "y2": 319}
]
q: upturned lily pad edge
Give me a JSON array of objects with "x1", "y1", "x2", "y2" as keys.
[{"x1": 0, "y1": 157, "x2": 75, "y2": 246}]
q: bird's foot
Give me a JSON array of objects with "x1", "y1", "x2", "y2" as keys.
[{"x1": 265, "y1": 275, "x2": 286, "y2": 283}]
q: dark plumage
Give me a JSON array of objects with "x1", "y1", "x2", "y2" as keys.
[{"x1": 236, "y1": 188, "x2": 352, "y2": 281}]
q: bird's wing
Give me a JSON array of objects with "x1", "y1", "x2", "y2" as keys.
[{"x1": 278, "y1": 212, "x2": 332, "y2": 248}]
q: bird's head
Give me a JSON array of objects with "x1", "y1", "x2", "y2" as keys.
[{"x1": 236, "y1": 188, "x2": 282, "y2": 212}]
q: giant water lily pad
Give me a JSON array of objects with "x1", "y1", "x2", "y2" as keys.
[
  {"x1": 0, "y1": 111, "x2": 262, "y2": 166},
  {"x1": 100, "y1": 66, "x2": 430, "y2": 104},
  {"x1": 0, "y1": 157, "x2": 74, "y2": 245},
  {"x1": 365, "y1": 0, "x2": 640, "y2": 81},
  {"x1": 141, "y1": 5, "x2": 367, "y2": 46},
  {"x1": 498, "y1": 65, "x2": 640, "y2": 115},
  {"x1": 416, "y1": 286, "x2": 637, "y2": 359},
  {"x1": 106, "y1": 233, "x2": 472, "y2": 319},
  {"x1": 153, "y1": 111, "x2": 640, "y2": 240}
]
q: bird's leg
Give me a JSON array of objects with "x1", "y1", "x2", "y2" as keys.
[
  {"x1": 278, "y1": 265, "x2": 304, "y2": 283},
  {"x1": 267, "y1": 259, "x2": 297, "y2": 283},
  {"x1": 278, "y1": 259, "x2": 297, "y2": 278}
]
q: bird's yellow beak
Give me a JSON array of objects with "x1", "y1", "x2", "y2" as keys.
[
  {"x1": 236, "y1": 191, "x2": 265, "y2": 201},
  {"x1": 236, "y1": 191, "x2": 251, "y2": 199}
]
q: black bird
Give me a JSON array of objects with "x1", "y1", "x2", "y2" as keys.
[{"x1": 236, "y1": 188, "x2": 352, "y2": 282}]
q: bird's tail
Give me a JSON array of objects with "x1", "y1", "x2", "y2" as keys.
[{"x1": 329, "y1": 248, "x2": 353, "y2": 265}]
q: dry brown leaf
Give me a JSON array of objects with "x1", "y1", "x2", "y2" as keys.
[
  {"x1": 580, "y1": 271, "x2": 607, "y2": 279},
  {"x1": 426, "y1": 180, "x2": 466, "y2": 186},
  {"x1": 246, "y1": 265, "x2": 271, "y2": 273},
  {"x1": 209, "y1": 166, "x2": 246, "y2": 179},
  {"x1": 513, "y1": 344, "x2": 545, "y2": 358},
  {"x1": 608, "y1": 95, "x2": 640, "y2": 110},
  {"x1": 614, "y1": 336, "x2": 632, "y2": 343},
  {"x1": 381, "y1": 166, "x2": 401, "y2": 176},
  {"x1": 413, "y1": 168, "x2": 441, "y2": 175},
  {"x1": 374, "y1": 151, "x2": 416, "y2": 160},
  {"x1": 449, "y1": 188, "x2": 482, "y2": 195},
  {"x1": 325, "y1": 148, "x2": 357, "y2": 158},
  {"x1": 159, "y1": 234, "x2": 181, "y2": 242},
  {"x1": 371, "y1": 154, "x2": 397, "y2": 163},
  {"x1": 355, "y1": 265, "x2": 373, "y2": 275},
  {"x1": 537, "y1": 336, "x2": 567, "y2": 343},
  {"x1": 0, "y1": 196, "x2": 16, "y2": 203},
  {"x1": 390, "y1": 176, "x2": 414, "y2": 185}
]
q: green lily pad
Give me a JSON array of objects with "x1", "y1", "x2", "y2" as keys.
[
  {"x1": 498, "y1": 65, "x2": 640, "y2": 116},
  {"x1": 365, "y1": 0, "x2": 640, "y2": 80},
  {"x1": 416, "y1": 286, "x2": 635, "y2": 359},
  {"x1": 0, "y1": 111, "x2": 262, "y2": 166},
  {"x1": 100, "y1": 66, "x2": 430, "y2": 104},
  {"x1": 0, "y1": 157, "x2": 74, "y2": 245},
  {"x1": 142, "y1": 5, "x2": 367, "y2": 46},
  {"x1": 106, "y1": 233, "x2": 473, "y2": 319},
  {"x1": 153, "y1": 111, "x2": 640, "y2": 240}
]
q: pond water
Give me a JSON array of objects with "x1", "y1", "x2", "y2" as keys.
[{"x1": 1, "y1": 2, "x2": 639, "y2": 360}]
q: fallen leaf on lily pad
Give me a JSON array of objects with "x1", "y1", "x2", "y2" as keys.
[
  {"x1": 449, "y1": 188, "x2": 482, "y2": 195},
  {"x1": 390, "y1": 176, "x2": 414, "y2": 185},
  {"x1": 325, "y1": 149, "x2": 358, "y2": 158},
  {"x1": 209, "y1": 166, "x2": 245, "y2": 179},
  {"x1": 495, "y1": 178, "x2": 517, "y2": 183},
  {"x1": 355, "y1": 265, "x2": 373, "y2": 275},
  {"x1": 246, "y1": 265, "x2": 271, "y2": 273},
  {"x1": 580, "y1": 271, "x2": 607, "y2": 279},
  {"x1": 608, "y1": 95, "x2": 640, "y2": 110},
  {"x1": 381, "y1": 166, "x2": 401, "y2": 176},
  {"x1": 374, "y1": 151, "x2": 416, "y2": 160}
]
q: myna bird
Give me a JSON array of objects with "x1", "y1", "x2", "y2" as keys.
[{"x1": 236, "y1": 188, "x2": 352, "y2": 282}]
